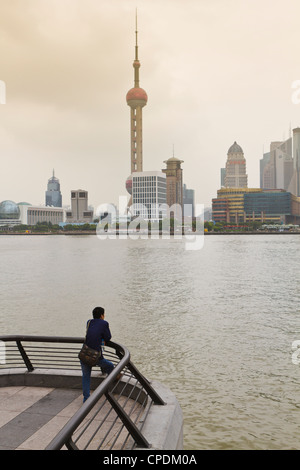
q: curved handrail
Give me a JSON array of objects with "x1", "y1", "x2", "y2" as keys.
[
  {"x1": 0, "y1": 335, "x2": 165, "y2": 450},
  {"x1": 46, "y1": 340, "x2": 131, "y2": 450}
]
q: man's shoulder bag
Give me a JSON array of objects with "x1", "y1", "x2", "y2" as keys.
[
  {"x1": 78, "y1": 320, "x2": 100, "y2": 367},
  {"x1": 78, "y1": 343, "x2": 100, "y2": 367}
]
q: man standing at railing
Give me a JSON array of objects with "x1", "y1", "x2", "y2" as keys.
[{"x1": 80, "y1": 306, "x2": 115, "y2": 402}]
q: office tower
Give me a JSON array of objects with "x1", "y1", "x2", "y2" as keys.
[
  {"x1": 292, "y1": 127, "x2": 300, "y2": 196},
  {"x1": 183, "y1": 184, "x2": 195, "y2": 218},
  {"x1": 261, "y1": 138, "x2": 293, "y2": 191},
  {"x1": 162, "y1": 156, "x2": 184, "y2": 219},
  {"x1": 45, "y1": 170, "x2": 62, "y2": 207},
  {"x1": 65, "y1": 190, "x2": 93, "y2": 223},
  {"x1": 132, "y1": 171, "x2": 166, "y2": 221},
  {"x1": 126, "y1": 14, "x2": 148, "y2": 200},
  {"x1": 260, "y1": 152, "x2": 270, "y2": 188},
  {"x1": 224, "y1": 141, "x2": 248, "y2": 188}
]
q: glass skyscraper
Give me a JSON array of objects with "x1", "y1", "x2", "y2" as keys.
[{"x1": 45, "y1": 170, "x2": 62, "y2": 207}]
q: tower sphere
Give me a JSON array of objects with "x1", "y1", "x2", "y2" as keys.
[
  {"x1": 126, "y1": 87, "x2": 148, "y2": 107},
  {"x1": 125, "y1": 175, "x2": 133, "y2": 195}
]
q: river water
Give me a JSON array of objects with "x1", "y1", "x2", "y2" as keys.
[{"x1": 0, "y1": 234, "x2": 300, "y2": 449}]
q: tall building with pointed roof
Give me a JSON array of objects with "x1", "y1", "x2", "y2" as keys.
[
  {"x1": 224, "y1": 141, "x2": 248, "y2": 188},
  {"x1": 45, "y1": 169, "x2": 62, "y2": 207}
]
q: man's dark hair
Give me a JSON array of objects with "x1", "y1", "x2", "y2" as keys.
[{"x1": 93, "y1": 307, "x2": 105, "y2": 319}]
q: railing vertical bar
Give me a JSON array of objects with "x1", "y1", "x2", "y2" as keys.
[
  {"x1": 16, "y1": 340, "x2": 34, "y2": 372},
  {"x1": 105, "y1": 391, "x2": 150, "y2": 448},
  {"x1": 126, "y1": 360, "x2": 165, "y2": 405}
]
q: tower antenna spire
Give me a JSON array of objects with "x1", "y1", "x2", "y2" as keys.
[
  {"x1": 126, "y1": 10, "x2": 148, "y2": 179},
  {"x1": 135, "y1": 8, "x2": 138, "y2": 59},
  {"x1": 134, "y1": 8, "x2": 140, "y2": 87}
]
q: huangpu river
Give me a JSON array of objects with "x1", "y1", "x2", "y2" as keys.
[{"x1": 1, "y1": 233, "x2": 300, "y2": 450}]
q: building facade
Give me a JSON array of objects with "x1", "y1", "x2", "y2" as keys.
[
  {"x1": 212, "y1": 188, "x2": 261, "y2": 224},
  {"x1": 212, "y1": 188, "x2": 300, "y2": 224},
  {"x1": 211, "y1": 198, "x2": 229, "y2": 223},
  {"x1": 132, "y1": 171, "x2": 167, "y2": 221},
  {"x1": 65, "y1": 190, "x2": 94, "y2": 224},
  {"x1": 45, "y1": 170, "x2": 62, "y2": 207},
  {"x1": 244, "y1": 190, "x2": 291, "y2": 223},
  {"x1": 224, "y1": 141, "x2": 248, "y2": 188},
  {"x1": 27, "y1": 206, "x2": 64, "y2": 225}
]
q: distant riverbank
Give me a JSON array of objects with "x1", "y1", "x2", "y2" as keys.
[{"x1": 1, "y1": 230, "x2": 300, "y2": 236}]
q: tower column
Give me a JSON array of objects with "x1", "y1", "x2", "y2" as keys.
[{"x1": 130, "y1": 106, "x2": 143, "y2": 173}]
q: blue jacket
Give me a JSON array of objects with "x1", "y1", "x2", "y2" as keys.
[{"x1": 85, "y1": 318, "x2": 112, "y2": 357}]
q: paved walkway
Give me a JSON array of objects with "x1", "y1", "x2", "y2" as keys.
[{"x1": 0, "y1": 386, "x2": 140, "y2": 450}]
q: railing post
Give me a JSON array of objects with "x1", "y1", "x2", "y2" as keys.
[
  {"x1": 16, "y1": 340, "x2": 34, "y2": 372},
  {"x1": 105, "y1": 391, "x2": 150, "y2": 448},
  {"x1": 114, "y1": 348, "x2": 165, "y2": 406},
  {"x1": 126, "y1": 361, "x2": 165, "y2": 405},
  {"x1": 65, "y1": 439, "x2": 79, "y2": 450}
]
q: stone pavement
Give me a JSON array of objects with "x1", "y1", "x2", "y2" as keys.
[{"x1": 0, "y1": 385, "x2": 140, "y2": 450}]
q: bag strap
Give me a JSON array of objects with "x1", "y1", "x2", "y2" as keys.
[{"x1": 84, "y1": 319, "x2": 92, "y2": 342}]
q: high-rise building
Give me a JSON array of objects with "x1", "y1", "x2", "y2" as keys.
[
  {"x1": 162, "y1": 156, "x2": 184, "y2": 219},
  {"x1": 224, "y1": 141, "x2": 248, "y2": 188},
  {"x1": 45, "y1": 170, "x2": 62, "y2": 207},
  {"x1": 182, "y1": 184, "x2": 195, "y2": 218},
  {"x1": 132, "y1": 171, "x2": 166, "y2": 221},
  {"x1": 126, "y1": 14, "x2": 148, "y2": 201},
  {"x1": 65, "y1": 190, "x2": 93, "y2": 224},
  {"x1": 260, "y1": 138, "x2": 293, "y2": 191},
  {"x1": 291, "y1": 127, "x2": 300, "y2": 196}
]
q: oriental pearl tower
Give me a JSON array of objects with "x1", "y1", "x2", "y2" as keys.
[{"x1": 125, "y1": 13, "x2": 148, "y2": 201}]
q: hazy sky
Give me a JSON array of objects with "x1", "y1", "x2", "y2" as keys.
[{"x1": 1, "y1": 0, "x2": 300, "y2": 210}]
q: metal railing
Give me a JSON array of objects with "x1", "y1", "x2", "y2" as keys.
[{"x1": 0, "y1": 335, "x2": 165, "y2": 450}]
